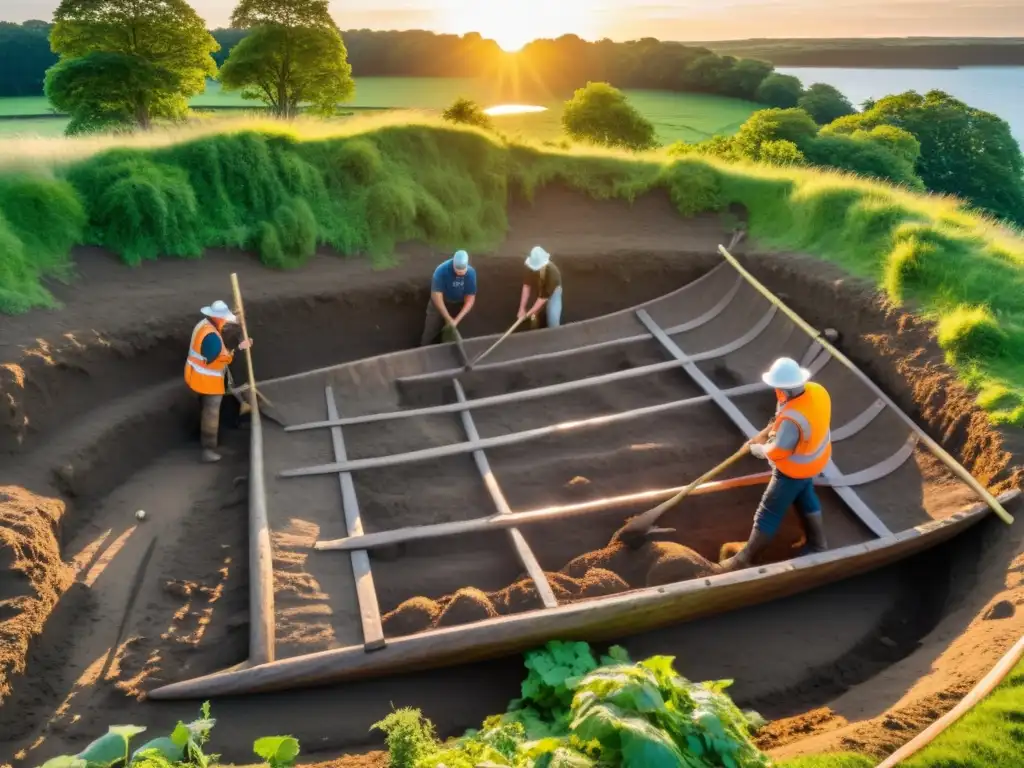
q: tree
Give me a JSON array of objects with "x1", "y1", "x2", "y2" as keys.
[
  {"x1": 442, "y1": 97, "x2": 493, "y2": 130},
  {"x1": 561, "y1": 82, "x2": 657, "y2": 151},
  {"x1": 47, "y1": 0, "x2": 216, "y2": 133},
  {"x1": 219, "y1": 0, "x2": 354, "y2": 117},
  {"x1": 733, "y1": 108, "x2": 819, "y2": 159},
  {"x1": 755, "y1": 73, "x2": 804, "y2": 108},
  {"x1": 0, "y1": 22, "x2": 57, "y2": 97},
  {"x1": 823, "y1": 90, "x2": 1024, "y2": 224},
  {"x1": 798, "y1": 83, "x2": 855, "y2": 125}
]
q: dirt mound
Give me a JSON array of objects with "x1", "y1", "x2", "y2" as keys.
[
  {"x1": 0, "y1": 486, "x2": 72, "y2": 705},
  {"x1": 383, "y1": 539, "x2": 716, "y2": 637}
]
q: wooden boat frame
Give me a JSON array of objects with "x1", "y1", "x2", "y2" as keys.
[{"x1": 149, "y1": 245, "x2": 1016, "y2": 700}]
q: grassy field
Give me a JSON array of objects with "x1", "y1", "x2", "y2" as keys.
[{"x1": 0, "y1": 77, "x2": 761, "y2": 142}]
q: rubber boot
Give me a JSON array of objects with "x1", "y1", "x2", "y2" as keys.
[
  {"x1": 200, "y1": 394, "x2": 223, "y2": 464},
  {"x1": 202, "y1": 448, "x2": 223, "y2": 463},
  {"x1": 719, "y1": 527, "x2": 773, "y2": 572},
  {"x1": 800, "y1": 513, "x2": 828, "y2": 555}
]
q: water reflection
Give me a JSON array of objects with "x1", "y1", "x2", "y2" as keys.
[{"x1": 483, "y1": 104, "x2": 548, "y2": 116}]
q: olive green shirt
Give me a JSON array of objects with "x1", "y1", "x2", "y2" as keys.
[{"x1": 523, "y1": 262, "x2": 562, "y2": 299}]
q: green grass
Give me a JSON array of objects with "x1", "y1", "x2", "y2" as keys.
[
  {"x1": 777, "y1": 655, "x2": 1024, "y2": 767},
  {"x1": 0, "y1": 76, "x2": 761, "y2": 144},
  {"x1": 0, "y1": 114, "x2": 1023, "y2": 426}
]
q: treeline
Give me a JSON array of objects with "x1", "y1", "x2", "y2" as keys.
[
  {"x1": 699, "y1": 37, "x2": 1024, "y2": 69},
  {"x1": 10, "y1": 22, "x2": 811, "y2": 107}
]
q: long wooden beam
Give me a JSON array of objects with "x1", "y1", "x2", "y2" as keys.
[
  {"x1": 394, "y1": 273, "x2": 745, "y2": 386},
  {"x1": 286, "y1": 305, "x2": 777, "y2": 433},
  {"x1": 718, "y1": 245, "x2": 1014, "y2": 526},
  {"x1": 314, "y1": 397, "x2": 894, "y2": 553},
  {"x1": 635, "y1": 308, "x2": 894, "y2": 538},
  {"x1": 453, "y1": 380, "x2": 557, "y2": 609},
  {"x1": 147, "y1": 490, "x2": 1018, "y2": 701},
  {"x1": 325, "y1": 387, "x2": 386, "y2": 652},
  {"x1": 247, "y1": 404, "x2": 276, "y2": 665}
]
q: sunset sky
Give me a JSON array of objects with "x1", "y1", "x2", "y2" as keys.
[{"x1": 5, "y1": 0, "x2": 1024, "y2": 45}]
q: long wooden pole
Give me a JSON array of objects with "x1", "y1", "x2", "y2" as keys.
[
  {"x1": 718, "y1": 245, "x2": 1015, "y2": 526},
  {"x1": 230, "y1": 273, "x2": 275, "y2": 665},
  {"x1": 468, "y1": 315, "x2": 528, "y2": 369}
]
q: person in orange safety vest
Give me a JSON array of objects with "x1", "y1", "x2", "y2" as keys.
[
  {"x1": 184, "y1": 300, "x2": 252, "y2": 463},
  {"x1": 719, "y1": 356, "x2": 831, "y2": 572}
]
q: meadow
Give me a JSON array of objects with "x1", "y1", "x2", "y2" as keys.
[{"x1": 0, "y1": 77, "x2": 761, "y2": 142}]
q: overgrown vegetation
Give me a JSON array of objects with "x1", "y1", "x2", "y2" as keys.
[
  {"x1": 373, "y1": 641, "x2": 770, "y2": 767},
  {"x1": 442, "y1": 97, "x2": 493, "y2": 130},
  {"x1": 38, "y1": 702, "x2": 300, "y2": 768},
  {"x1": 2, "y1": 117, "x2": 1024, "y2": 425},
  {"x1": 561, "y1": 83, "x2": 657, "y2": 152}
]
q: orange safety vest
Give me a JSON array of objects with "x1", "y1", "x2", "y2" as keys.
[
  {"x1": 184, "y1": 319, "x2": 233, "y2": 395},
  {"x1": 764, "y1": 381, "x2": 832, "y2": 479}
]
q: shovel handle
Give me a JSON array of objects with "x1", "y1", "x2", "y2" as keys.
[
  {"x1": 469, "y1": 314, "x2": 529, "y2": 368},
  {"x1": 624, "y1": 445, "x2": 752, "y2": 534},
  {"x1": 230, "y1": 274, "x2": 260, "y2": 410}
]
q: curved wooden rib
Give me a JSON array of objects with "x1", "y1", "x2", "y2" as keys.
[
  {"x1": 147, "y1": 490, "x2": 1019, "y2": 701},
  {"x1": 831, "y1": 399, "x2": 885, "y2": 441},
  {"x1": 286, "y1": 305, "x2": 777, "y2": 433},
  {"x1": 829, "y1": 435, "x2": 918, "y2": 488},
  {"x1": 394, "y1": 273, "x2": 745, "y2": 386},
  {"x1": 314, "y1": 410, "x2": 914, "y2": 553}
]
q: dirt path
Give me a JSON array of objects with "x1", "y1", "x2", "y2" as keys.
[{"x1": 1, "y1": 189, "x2": 1022, "y2": 766}]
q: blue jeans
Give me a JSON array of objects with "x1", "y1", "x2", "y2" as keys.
[
  {"x1": 753, "y1": 468, "x2": 822, "y2": 537},
  {"x1": 546, "y1": 286, "x2": 563, "y2": 328}
]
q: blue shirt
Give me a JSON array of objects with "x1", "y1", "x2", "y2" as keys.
[{"x1": 431, "y1": 259, "x2": 477, "y2": 303}]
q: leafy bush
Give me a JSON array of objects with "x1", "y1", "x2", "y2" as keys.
[
  {"x1": 375, "y1": 641, "x2": 771, "y2": 768},
  {"x1": 442, "y1": 97, "x2": 494, "y2": 130},
  {"x1": 755, "y1": 74, "x2": 804, "y2": 109},
  {"x1": 562, "y1": 82, "x2": 658, "y2": 151},
  {"x1": 38, "y1": 702, "x2": 299, "y2": 768},
  {"x1": 798, "y1": 84, "x2": 855, "y2": 125}
]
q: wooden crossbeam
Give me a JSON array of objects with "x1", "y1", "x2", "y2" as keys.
[
  {"x1": 453, "y1": 380, "x2": 558, "y2": 609},
  {"x1": 286, "y1": 305, "x2": 777, "y2": 433},
  {"x1": 325, "y1": 387, "x2": 386, "y2": 651},
  {"x1": 634, "y1": 309, "x2": 894, "y2": 539}
]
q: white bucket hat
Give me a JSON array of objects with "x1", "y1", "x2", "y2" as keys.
[
  {"x1": 201, "y1": 300, "x2": 237, "y2": 323},
  {"x1": 525, "y1": 246, "x2": 550, "y2": 272},
  {"x1": 762, "y1": 357, "x2": 811, "y2": 389}
]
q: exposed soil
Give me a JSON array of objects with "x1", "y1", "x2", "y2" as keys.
[{"x1": 0, "y1": 187, "x2": 1022, "y2": 767}]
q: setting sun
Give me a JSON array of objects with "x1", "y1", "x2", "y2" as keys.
[{"x1": 442, "y1": 0, "x2": 596, "y2": 52}]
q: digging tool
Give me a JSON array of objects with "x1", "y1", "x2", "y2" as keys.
[
  {"x1": 615, "y1": 444, "x2": 752, "y2": 549},
  {"x1": 229, "y1": 274, "x2": 285, "y2": 427},
  {"x1": 450, "y1": 324, "x2": 471, "y2": 369},
  {"x1": 466, "y1": 314, "x2": 529, "y2": 370}
]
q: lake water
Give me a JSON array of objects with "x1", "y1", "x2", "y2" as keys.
[{"x1": 778, "y1": 66, "x2": 1024, "y2": 143}]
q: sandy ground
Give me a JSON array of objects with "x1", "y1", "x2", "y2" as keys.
[{"x1": 0, "y1": 188, "x2": 1021, "y2": 766}]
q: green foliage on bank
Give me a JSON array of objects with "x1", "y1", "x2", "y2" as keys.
[{"x1": 1, "y1": 117, "x2": 1024, "y2": 426}]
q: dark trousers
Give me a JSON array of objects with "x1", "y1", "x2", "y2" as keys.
[
  {"x1": 420, "y1": 298, "x2": 461, "y2": 346},
  {"x1": 752, "y1": 468, "x2": 822, "y2": 537},
  {"x1": 200, "y1": 394, "x2": 223, "y2": 448}
]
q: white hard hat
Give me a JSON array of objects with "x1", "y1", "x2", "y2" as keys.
[
  {"x1": 762, "y1": 357, "x2": 811, "y2": 389},
  {"x1": 525, "y1": 246, "x2": 550, "y2": 272},
  {"x1": 201, "y1": 300, "x2": 237, "y2": 323}
]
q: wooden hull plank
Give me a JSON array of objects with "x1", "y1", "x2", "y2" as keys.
[
  {"x1": 453, "y1": 379, "x2": 558, "y2": 609},
  {"x1": 634, "y1": 308, "x2": 894, "y2": 539},
  {"x1": 147, "y1": 491, "x2": 1018, "y2": 700},
  {"x1": 326, "y1": 386, "x2": 386, "y2": 651}
]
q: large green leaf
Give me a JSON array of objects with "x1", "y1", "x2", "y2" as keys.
[
  {"x1": 253, "y1": 736, "x2": 300, "y2": 766},
  {"x1": 130, "y1": 737, "x2": 184, "y2": 764},
  {"x1": 40, "y1": 757, "x2": 87, "y2": 768},
  {"x1": 77, "y1": 727, "x2": 145, "y2": 768}
]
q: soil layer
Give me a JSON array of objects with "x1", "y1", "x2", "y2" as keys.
[{"x1": 0, "y1": 188, "x2": 1021, "y2": 766}]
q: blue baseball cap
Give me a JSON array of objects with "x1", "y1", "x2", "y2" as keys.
[{"x1": 453, "y1": 250, "x2": 469, "y2": 270}]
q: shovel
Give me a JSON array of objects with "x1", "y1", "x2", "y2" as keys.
[
  {"x1": 465, "y1": 314, "x2": 530, "y2": 371},
  {"x1": 614, "y1": 445, "x2": 752, "y2": 549},
  {"x1": 228, "y1": 273, "x2": 286, "y2": 427}
]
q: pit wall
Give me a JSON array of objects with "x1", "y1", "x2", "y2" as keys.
[{"x1": 2, "y1": 120, "x2": 1024, "y2": 425}]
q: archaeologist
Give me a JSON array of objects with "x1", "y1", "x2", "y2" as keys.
[
  {"x1": 184, "y1": 300, "x2": 252, "y2": 463},
  {"x1": 519, "y1": 246, "x2": 563, "y2": 329},
  {"x1": 720, "y1": 356, "x2": 831, "y2": 572},
  {"x1": 421, "y1": 249, "x2": 477, "y2": 345}
]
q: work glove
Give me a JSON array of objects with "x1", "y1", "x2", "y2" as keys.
[{"x1": 749, "y1": 442, "x2": 768, "y2": 459}]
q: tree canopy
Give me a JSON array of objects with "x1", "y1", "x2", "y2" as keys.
[
  {"x1": 823, "y1": 90, "x2": 1024, "y2": 224},
  {"x1": 798, "y1": 83, "x2": 855, "y2": 125},
  {"x1": 562, "y1": 82, "x2": 656, "y2": 151},
  {"x1": 755, "y1": 73, "x2": 804, "y2": 109},
  {"x1": 219, "y1": 0, "x2": 353, "y2": 117},
  {"x1": 47, "y1": 0, "x2": 218, "y2": 132}
]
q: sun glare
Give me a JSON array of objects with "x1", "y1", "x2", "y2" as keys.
[{"x1": 445, "y1": 0, "x2": 595, "y2": 52}]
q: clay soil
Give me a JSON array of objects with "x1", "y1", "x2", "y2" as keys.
[{"x1": 1, "y1": 187, "x2": 1023, "y2": 767}]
